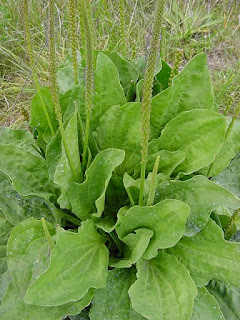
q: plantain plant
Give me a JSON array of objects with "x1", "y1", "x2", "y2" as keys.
[{"x1": 1, "y1": 0, "x2": 240, "y2": 319}]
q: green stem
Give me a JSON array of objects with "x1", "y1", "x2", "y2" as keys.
[
  {"x1": 41, "y1": 218, "x2": 55, "y2": 249},
  {"x1": 139, "y1": 0, "x2": 165, "y2": 206},
  {"x1": 80, "y1": 0, "x2": 94, "y2": 171},
  {"x1": 58, "y1": 211, "x2": 82, "y2": 225},
  {"x1": 147, "y1": 155, "x2": 160, "y2": 206},
  {"x1": 23, "y1": 0, "x2": 55, "y2": 135}
]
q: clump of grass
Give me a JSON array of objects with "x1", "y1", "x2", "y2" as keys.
[
  {"x1": 119, "y1": 0, "x2": 126, "y2": 56},
  {"x1": 1, "y1": 0, "x2": 240, "y2": 127}
]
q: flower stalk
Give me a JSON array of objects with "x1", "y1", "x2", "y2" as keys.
[
  {"x1": 49, "y1": 0, "x2": 81, "y2": 181},
  {"x1": 80, "y1": 0, "x2": 94, "y2": 171},
  {"x1": 69, "y1": 0, "x2": 78, "y2": 85},
  {"x1": 139, "y1": 0, "x2": 165, "y2": 206},
  {"x1": 168, "y1": 49, "x2": 183, "y2": 86}
]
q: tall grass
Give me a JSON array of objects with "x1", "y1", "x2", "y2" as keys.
[{"x1": 0, "y1": 0, "x2": 239, "y2": 127}]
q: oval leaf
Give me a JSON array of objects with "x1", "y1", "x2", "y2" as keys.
[
  {"x1": 0, "y1": 282, "x2": 93, "y2": 320},
  {"x1": 91, "y1": 53, "x2": 126, "y2": 131},
  {"x1": 208, "y1": 279, "x2": 240, "y2": 320},
  {"x1": 116, "y1": 200, "x2": 190, "y2": 260},
  {"x1": 169, "y1": 219, "x2": 240, "y2": 287},
  {"x1": 108, "y1": 51, "x2": 139, "y2": 92},
  {"x1": 0, "y1": 171, "x2": 55, "y2": 226},
  {"x1": 155, "y1": 175, "x2": 240, "y2": 236},
  {"x1": 150, "y1": 53, "x2": 214, "y2": 137},
  {"x1": 0, "y1": 145, "x2": 56, "y2": 200},
  {"x1": 90, "y1": 269, "x2": 146, "y2": 320},
  {"x1": 157, "y1": 109, "x2": 226, "y2": 175},
  {"x1": 191, "y1": 287, "x2": 224, "y2": 320},
  {"x1": 7, "y1": 218, "x2": 55, "y2": 298},
  {"x1": 208, "y1": 119, "x2": 240, "y2": 177},
  {"x1": 212, "y1": 153, "x2": 240, "y2": 199},
  {"x1": 129, "y1": 252, "x2": 197, "y2": 320},
  {"x1": 25, "y1": 220, "x2": 109, "y2": 306},
  {"x1": 94, "y1": 102, "x2": 141, "y2": 172},
  {"x1": 68, "y1": 148, "x2": 125, "y2": 220}
]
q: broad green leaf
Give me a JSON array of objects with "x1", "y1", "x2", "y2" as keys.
[
  {"x1": 0, "y1": 271, "x2": 10, "y2": 302},
  {"x1": 54, "y1": 110, "x2": 82, "y2": 209},
  {"x1": 46, "y1": 129, "x2": 62, "y2": 180},
  {"x1": 157, "y1": 109, "x2": 226, "y2": 175},
  {"x1": 129, "y1": 252, "x2": 197, "y2": 320},
  {"x1": 25, "y1": 220, "x2": 109, "y2": 306},
  {"x1": 57, "y1": 66, "x2": 84, "y2": 94},
  {"x1": 0, "y1": 171, "x2": 56, "y2": 226},
  {"x1": 0, "y1": 127, "x2": 41, "y2": 158},
  {"x1": 91, "y1": 53, "x2": 126, "y2": 131},
  {"x1": 59, "y1": 50, "x2": 82, "y2": 68},
  {"x1": 131, "y1": 56, "x2": 161, "y2": 80},
  {"x1": 70, "y1": 83, "x2": 86, "y2": 124},
  {"x1": 108, "y1": 51, "x2": 139, "y2": 92},
  {"x1": 30, "y1": 87, "x2": 58, "y2": 141},
  {"x1": 208, "y1": 119, "x2": 240, "y2": 177},
  {"x1": 212, "y1": 153, "x2": 240, "y2": 198},
  {"x1": 191, "y1": 287, "x2": 224, "y2": 320},
  {"x1": 208, "y1": 279, "x2": 240, "y2": 320},
  {"x1": 0, "y1": 145, "x2": 56, "y2": 200},
  {"x1": 155, "y1": 175, "x2": 240, "y2": 236},
  {"x1": 94, "y1": 102, "x2": 141, "y2": 172},
  {"x1": 169, "y1": 219, "x2": 240, "y2": 287},
  {"x1": 68, "y1": 149, "x2": 125, "y2": 220},
  {"x1": 90, "y1": 269, "x2": 146, "y2": 320},
  {"x1": 110, "y1": 228, "x2": 154, "y2": 268},
  {"x1": 155, "y1": 59, "x2": 171, "y2": 90},
  {"x1": 7, "y1": 218, "x2": 55, "y2": 299},
  {"x1": 0, "y1": 282, "x2": 93, "y2": 320},
  {"x1": 93, "y1": 176, "x2": 128, "y2": 232},
  {"x1": 131, "y1": 56, "x2": 146, "y2": 80},
  {"x1": 126, "y1": 80, "x2": 136, "y2": 102},
  {"x1": 150, "y1": 54, "x2": 214, "y2": 137},
  {"x1": 117, "y1": 200, "x2": 190, "y2": 260},
  {"x1": 0, "y1": 210, "x2": 13, "y2": 301}
]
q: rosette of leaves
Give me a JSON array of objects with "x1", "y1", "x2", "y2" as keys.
[{"x1": 1, "y1": 50, "x2": 240, "y2": 320}]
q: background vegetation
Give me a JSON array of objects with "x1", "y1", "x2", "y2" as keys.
[{"x1": 0, "y1": 0, "x2": 240, "y2": 127}]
